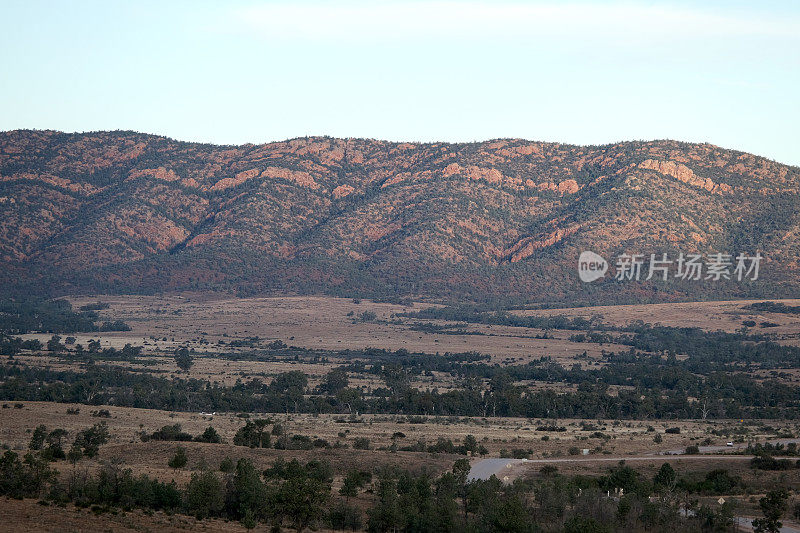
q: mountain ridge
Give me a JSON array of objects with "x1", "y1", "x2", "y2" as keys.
[{"x1": 2, "y1": 129, "x2": 799, "y2": 304}]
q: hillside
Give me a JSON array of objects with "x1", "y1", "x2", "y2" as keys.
[{"x1": 1, "y1": 130, "x2": 799, "y2": 304}]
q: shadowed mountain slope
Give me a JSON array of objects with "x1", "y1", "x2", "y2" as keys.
[{"x1": 1, "y1": 130, "x2": 798, "y2": 304}]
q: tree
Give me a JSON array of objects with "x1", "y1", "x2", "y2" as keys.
[
  {"x1": 29, "y1": 425, "x2": 48, "y2": 450},
  {"x1": 185, "y1": 470, "x2": 225, "y2": 519},
  {"x1": 234, "y1": 419, "x2": 272, "y2": 448},
  {"x1": 654, "y1": 463, "x2": 677, "y2": 492},
  {"x1": 0, "y1": 450, "x2": 57, "y2": 499},
  {"x1": 47, "y1": 335, "x2": 64, "y2": 353},
  {"x1": 463, "y1": 434, "x2": 478, "y2": 455},
  {"x1": 327, "y1": 503, "x2": 363, "y2": 531},
  {"x1": 43, "y1": 428, "x2": 68, "y2": 460},
  {"x1": 195, "y1": 426, "x2": 221, "y2": 443},
  {"x1": 274, "y1": 475, "x2": 330, "y2": 532},
  {"x1": 168, "y1": 446, "x2": 188, "y2": 469},
  {"x1": 232, "y1": 459, "x2": 266, "y2": 523},
  {"x1": 74, "y1": 422, "x2": 110, "y2": 458},
  {"x1": 174, "y1": 346, "x2": 193, "y2": 372},
  {"x1": 367, "y1": 475, "x2": 402, "y2": 533},
  {"x1": 219, "y1": 456, "x2": 235, "y2": 473},
  {"x1": 321, "y1": 368, "x2": 349, "y2": 394},
  {"x1": 67, "y1": 444, "x2": 83, "y2": 464},
  {"x1": 753, "y1": 489, "x2": 788, "y2": 533},
  {"x1": 452, "y1": 458, "x2": 472, "y2": 525},
  {"x1": 340, "y1": 470, "x2": 370, "y2": 501}
]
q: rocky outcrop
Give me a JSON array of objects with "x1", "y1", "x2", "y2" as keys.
[{"x1": 639, "y1": 159, "x2": 732, "y2": 193}]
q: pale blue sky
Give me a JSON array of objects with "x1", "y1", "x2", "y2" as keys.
[{"x1": 1, "y1": 1, "x2": 798, "y2": 165}]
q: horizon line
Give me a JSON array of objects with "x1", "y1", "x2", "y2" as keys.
[{"x1": 3, "y1": 128, "x2": 794, "y2": 168}]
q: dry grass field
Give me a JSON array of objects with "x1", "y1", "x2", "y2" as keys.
[
  {"x1": 4, "y1": 295, "x2": 800, "y2": 531},
  {"x1": 58, "y1": 294, "x2": 633, "y2": 364},
  {"x1": 518, "y1": 299, "x2": 800, "y2": 335}
]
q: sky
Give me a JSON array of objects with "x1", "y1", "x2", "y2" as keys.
[{"x1": 1, "y1": 0, "x2": 798, "y2": 166}]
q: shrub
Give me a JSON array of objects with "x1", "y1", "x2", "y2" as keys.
[
  {"x1": 219, "y1": 456, "x2": 235, "y2": 473},
  {"x1": 353, "y1": 437, "x2": 371, "y2": 450},
  {"x1": 540, "y1": 465, "x2": 558, "y2": 476},
  {"x1": 234, "y1": 420, "x2": 272, "y2": 448},
  {"x1": 195, "y1": 426, "x2": 221, "y2": 444},
  {"x1": 168, "y1": 447, "x2": 187, "y2": 469},
  {"x1": 74, "y1": 423, "x2": 110, "y2": 458},
  {"x1": 327, "y1": 503, "x2": 362, "y2": 531},
  {"x1": 142, "y1": 424, "x2": 192, "y2": 442},
  {"x1": 750, "y1": 454, "x2": 795, "y2": 471}
]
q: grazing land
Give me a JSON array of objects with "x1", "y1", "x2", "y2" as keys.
[{"x1": 2, "y1": 295, "x2": 800, "y2": 531}]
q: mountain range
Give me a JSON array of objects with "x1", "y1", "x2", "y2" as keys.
[{"x1": 1, "y1": 130, "x2": 799, "y2": 305}]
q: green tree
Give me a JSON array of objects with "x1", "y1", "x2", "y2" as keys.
[
  {"x1": 340, "y1": 470, "x2": 369, "y2": 501},
  {"x1": 47, "y1": 335, "x2": 64, "y2": 353},
  {"x1": 367, "y1": 476, "x2": 401, "y2": 533},
  {"x1": 168, "y1": 446, "x2": 188, "y2": 469},
  {"x1": 452, "y1": 458, "x2": 471, "y2": 524},
  {"x1": 66, "y1": 443, "x2": 83, "y2": 464},
  {"x1": 653, "y1": 462, "x2": 677, "y2": 491},
  {"x1": 74, "y1": 422, "x2": 110, "y2": 458},
  {"x1": 29, "y1": 424, "x2": 48, "y2": 450},
  {"x1": 42, "y1": 428, "x2": 68, "y2": 460},
  {"x1": 233, "y1": 419, "x2": 272, "y2": 448},
  {"x1": 219, "y1": 456, "x2": 235, "y2": 473},
  {"x1": 184, "y1": 470, "x2": 225, "y2": 519},
  {"x1": 195, "y1": 426, "x2": 221, "y2": 443},
  {"x1": 463, "y1": 434, "x2": 478, "y2": 455},
  {"x1": 269, "y1": 474, "x2": 330, "y2": 532},
  {"x1": 174, "y1": 346, "x2": 193, "y2": 372},
  {"x1": 233, "y1": 459, "x2": 266, "y2": 523},
  {"x1": 322, "y1": 367, "x2": 349, "y2": 394},
  {"x1": 753, "y1": 490, "x2": 788, "y2": 533}
]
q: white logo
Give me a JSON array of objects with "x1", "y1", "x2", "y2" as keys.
[{"x1": 578, "y1": 251, "x2": 608, "y2": 283}]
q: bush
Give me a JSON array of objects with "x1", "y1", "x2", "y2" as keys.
[
  {"x1": 219, "y1": 456, "x2": 235, "y2": 473},
  {"x1": 564, "y1": 515, "x2": 612, "y2": 533},
  {"x1": 195, "y1": 426, "x2": 221, "y2": 444},
  {"x1": 540, "y1": 465, "x2": 558, "y2": 476},
  {"x1": 685, "y1": 445, "x2": 700, "y2": 455},
  {"x1": 74, "y1": 423, "x2": 110, "y2": 458},
  {"x1": 0, "y1": 450, "x2": 57, "y2": 499},
  {"x1": 665, "y1": 427, "x2": 681, "y2": 434},
  {"x1": 168, "y1": 447, "x2": 187, "y2": 469},
  {"x1": 750, "y1": 454, "x2": 795, "y2": 470},
  {"x1": 142, "y1": 424, "x2": 192, "y2": 442},
  {"x1": 233, "y1": 420, "x2": 271, "y2": 448},
  {"x1": 353, "y1": 437, "x2": 371, "y2": 450},
  {"x1": 327, "y1": 503, "x2": 362, "y2": 531}
]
